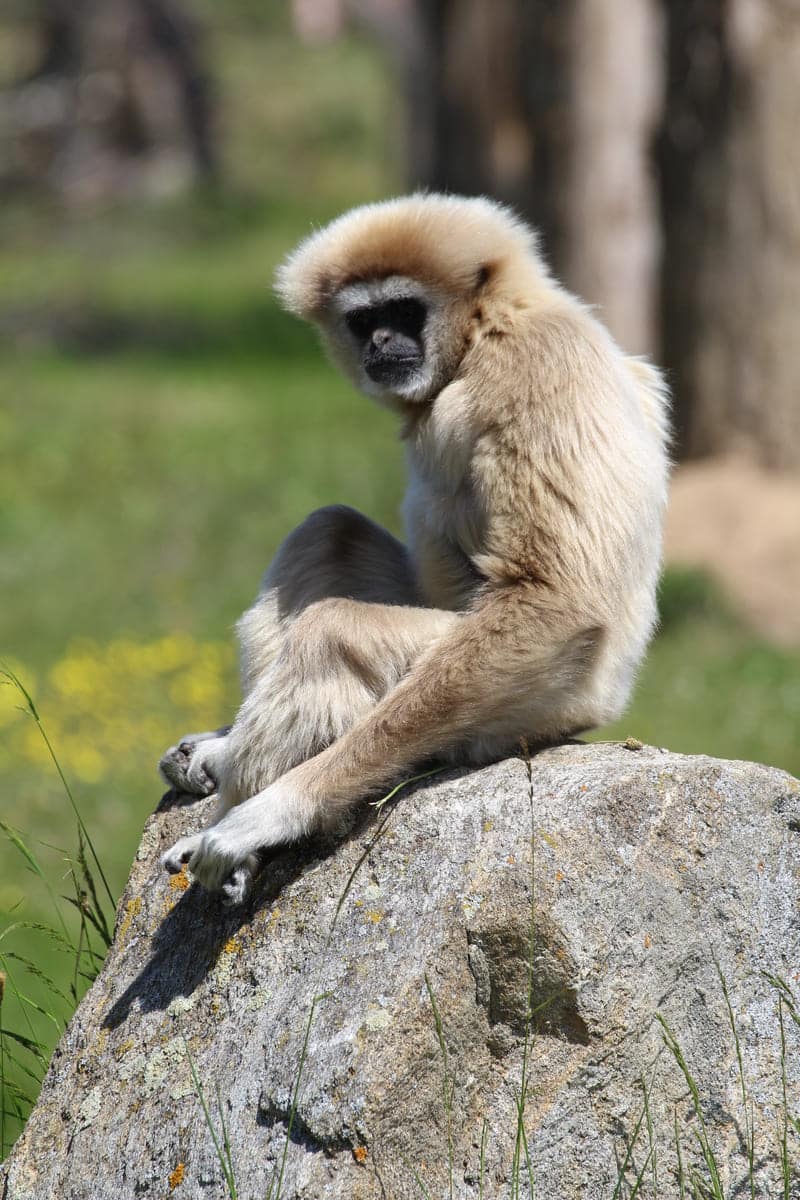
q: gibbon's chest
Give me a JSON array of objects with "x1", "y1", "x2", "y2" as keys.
[
  {"x1": 402, "y1": 464, "x2": 482, "y2": 610},
  {"x1": 402, "y1": 388, "x2": 487, "y2": 607},
  {"x1": 407, "y1": 381, "x2": 476, "y2": 492},
  {"x1": 405, "y1": 388, "x2": 478, "y2": 534}
]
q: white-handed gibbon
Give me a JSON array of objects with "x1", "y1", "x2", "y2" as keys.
[{"x1": 160, "y1": 193, "x2": 670, "y2": 904}]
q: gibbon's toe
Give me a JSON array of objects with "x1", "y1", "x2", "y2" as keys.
[
  {"x1": 185, "y1": 754, "x2": 218, "y2": 797},
  {"x1": 161, "y1": 835, "x2": 201, "y2": 875},
  {"x1": 158, "y1": 742, "x2": 194, "y2": 792},
  {"x1": 220, "y1": 864, "x2": 254, "y2": 907}
]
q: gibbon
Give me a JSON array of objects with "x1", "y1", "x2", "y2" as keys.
[{"x1": 160, "y1": 193, "x2": 670, "y2": 904}]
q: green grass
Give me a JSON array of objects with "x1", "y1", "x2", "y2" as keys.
[{"x1": 596, "y1": 571, "x2": 800, "y2": 777}]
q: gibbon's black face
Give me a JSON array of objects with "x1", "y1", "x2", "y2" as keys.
[{"x1": 344, "y1": 297, "x2": 427, "y2": 387}]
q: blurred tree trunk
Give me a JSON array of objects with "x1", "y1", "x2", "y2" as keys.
[
  {"x1": 401, "y1": 0, "x2": 570, "y2": 289},
  {"x1": 563, "y1": 0, "x2": 663, "y2": 357},
  {"x1": 399, "y1": 0, "x2": 662, "y2": 355},
  {"x1": 659, "y1": 0, "x2": 800, "y2": 468},
  {"x1": 4, "y1": 0, "x2": 216, "y2": 203}
]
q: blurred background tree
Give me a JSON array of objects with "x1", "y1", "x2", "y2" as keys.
[
  {"x1": 1, "y1": 0, "x2": 798, "y2": 1152},
  {"x1": 659, "y1": 0, "x2": 800, "y2": 469},
  {"x1": 1, "y1": 0, "x2": 216, "y2": 203}
]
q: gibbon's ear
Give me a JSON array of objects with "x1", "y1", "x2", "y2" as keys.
[{"x1": 475, "y1": 263, "x2": 496, "y2": 291}]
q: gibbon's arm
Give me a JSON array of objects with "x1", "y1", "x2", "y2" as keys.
[{"x1": 185, "y1": 587, "x2": 599, "y2": 891}]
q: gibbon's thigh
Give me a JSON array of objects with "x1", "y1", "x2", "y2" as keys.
[
  {"x1": 237, "y1": 504, "x2": 420, "y2": 695},
  {"x1": 223, "y1": 593, "x2": 460, "y2": 804}
]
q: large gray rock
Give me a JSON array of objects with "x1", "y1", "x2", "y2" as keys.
[{"x1": 2, "y1": 743, "x2": 799, "y2": 1199}]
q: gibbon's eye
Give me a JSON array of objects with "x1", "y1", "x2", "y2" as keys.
[
  {"x1": 346, "y1": 298, "x2": 426, "y2": 342},
  {"x1": 388, "y1": 298, "x2": 426, "y2": 337},
  {"x1": 345, "y1": 307, "x2": 375, "y2": 340}
]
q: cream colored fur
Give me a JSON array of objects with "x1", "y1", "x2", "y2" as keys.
[{"x1": 160, "y1": 193, "x2": 670, "y2": 904}]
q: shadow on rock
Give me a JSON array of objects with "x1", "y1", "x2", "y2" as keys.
[
  {"x1": 101, "y1": 769, "x2": 456, "y2": 1029},
  {"x1": 103, "y1": 763, "x2": 506, "y2": 1027},
  {"x1": 102, "y1": 837, "x2": 327, "y2": 1029}
]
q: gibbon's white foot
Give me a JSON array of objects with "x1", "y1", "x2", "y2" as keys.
[
  {"x1": 179, "y1": 779, "x2": 307, "y2": 893},
  {"x1": 159, "y1": 728, "x2": 230, "y2": 795},
  {"x1": 161, "y1": 830, "x2": 259, "y2": 905},
  {"x1": 161, "y1": 832, "x2": 205, "y2": 874}
]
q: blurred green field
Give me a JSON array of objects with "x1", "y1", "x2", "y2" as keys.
[{"x1": 1, "y1": 17, "x2": 799, "y2": 1155}]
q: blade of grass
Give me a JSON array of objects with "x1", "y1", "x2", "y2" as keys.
[
  {"x1": 269, "y1": 990, "x2": 329, "y2": 1200},
  {"x1": 658, "y1": 1014, "x2": 724, "y2": 1199},
  {"x1": 0, "y1": 921, "x2": 75, "y2": 955},
  {"x1": 0, "y1": 970, "x2": 5, "y2": 1157},
  {"x1": 0, "y1": 968, "x2": 48, "y2": 1069},
  {"x1": 400, "y1": 1152, "x2": 434, "y2": 1199},
  {"x1": 714, "y1": 960, "x2": 754, "y2": 1199},
  {"x1": 216, "y1": 1082, "x2": 237, "y2": 1193},
  {"x1": 369, "y1": 766, "x2": 447, "y2": 812},
  {"x1": 0, "y1": 824, "x2": 74, "y2": 950},
  {"x1": 1, "y1": 667, "x2": 114, "y2": 908},
  {"x1": 628, "y1": 1145, "x2": 655, "y2": 1200},
  {"x1": 511, "y1": 740, "x2": 538, "y2": 1200},
  {"x1": 778, "y1": 997, "x2": 790, "y2": 1200},
  {"x1": 424, "y1": 974, "x2": 454, "y2": 1200},
  {"x1": 763, "y1": 972, "x2": 800, "y2": 1032},
  {"x1": 0, "y1": 952, "x2": 71, "y2": 1010},
  {"x1": 66, "y1": 830, "x2": 112, "y2": 948},
  {"x1": 675, "y1": 1105, "x2": 687, "y2": 1200},
  {"x1": 332, "y1": 770, "x2": 442, "y2": 933},
  {"x1": 511, "y1": 1089, "x2": 535, "y2": 1200},
  {"x1": 642, "y1": 1067, "x2": 658, "y2": 1198},
  {"x1": 0, "y1": 975, "x2": 62, "y2": 1040},
  {"x1": 182, "y1": 1035, "x2": 237, "y2": 1199},
  {"x1": 479, "y1": 1117, "x2": 488, "y2": 1200},
  {"x1": 611, "y1": 1100, "x2": 648, "y2": 1200}
]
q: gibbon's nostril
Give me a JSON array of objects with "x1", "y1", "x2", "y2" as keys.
[{"x1": 371, "y1": 328, "x2": 393, "y2": 349}]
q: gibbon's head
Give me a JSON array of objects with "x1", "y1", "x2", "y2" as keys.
[{"x1": 275, "y1": 193, "x2": 547, "y2": 405}]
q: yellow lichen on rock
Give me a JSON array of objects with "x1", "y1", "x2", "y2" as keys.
[
  {"x1": 168, "y1": 1161, "x2": 185, "y2": 1190},
  {"x1": 118, "y1": 896, "x2": 142, "y2": 944}
]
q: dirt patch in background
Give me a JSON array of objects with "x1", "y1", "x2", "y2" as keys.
[{"x1": 665, "y1": 455, "x2": 800, "y2": 645}]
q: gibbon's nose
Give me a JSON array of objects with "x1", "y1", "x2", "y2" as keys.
[{"x1": 371, "y1": 328, "x2": 393, "y2": 350}]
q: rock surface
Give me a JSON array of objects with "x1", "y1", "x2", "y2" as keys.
[{"x1": 1, "y1": 743, "x2": 799, "y2": 1199}]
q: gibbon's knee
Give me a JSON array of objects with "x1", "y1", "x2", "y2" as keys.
[
  {"x1": 237, "y1": 505, "x2": 418, "y2": 695},
  {"x1": 222, "y1": 599, "x2": 385, "y2": 803},
  {"x1": 262, "y1": 504, "x2": 418, "y2": 617},
  {"x1": 282, "y1": 597, "x2": 458, "y2": 698},
  {"x1": 282, "y1": 597, "x2": 389, "y2": 695}
]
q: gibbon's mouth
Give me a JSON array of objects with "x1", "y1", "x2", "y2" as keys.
[{"x1": 364, "y1": 356, "x2": 421, "y2": 384}]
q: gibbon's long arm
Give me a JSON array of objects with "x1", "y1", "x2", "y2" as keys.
[
  {"x1": 184, "y1": 589, "x2": 599, "y2": 891},
  {"x1": 305, "y1": 593, "x2": 598, "y2": 801}
]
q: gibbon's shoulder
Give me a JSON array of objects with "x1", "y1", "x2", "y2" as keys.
[{"x1": 275, "y1": 193, "x2": 552, "y2": 318}]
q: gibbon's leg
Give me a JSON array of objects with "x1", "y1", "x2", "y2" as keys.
[
  {"x1": 162, "y1": 506, "x2": 459, "y2": 901},
  {"x1": 159, "y1": 501, "x2": 415, "y2": 795},
  {"x1": 182, "y1": 590, "x2": 603, "y2": 897},
  {"x1": 163, "y1": 600, "x2": 459, "y2": 900},
  {"x1": 158, "y1": 504, "x2": 418, "y2": 796}
]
